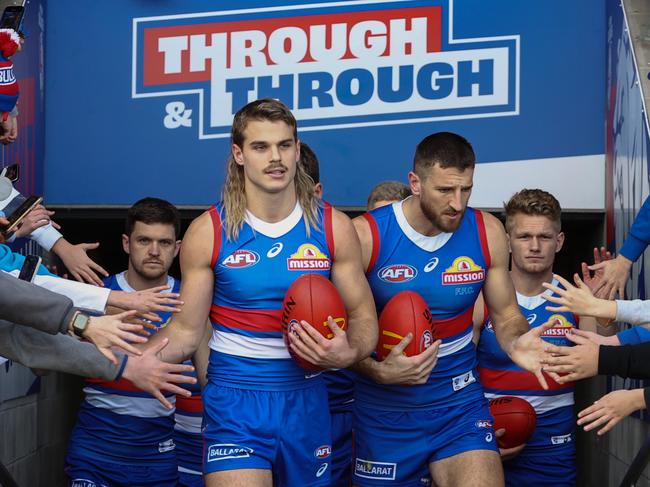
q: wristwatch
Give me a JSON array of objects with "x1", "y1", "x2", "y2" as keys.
[{"x1": 69, "y1": 312, "x2": 91, "y2": 338}]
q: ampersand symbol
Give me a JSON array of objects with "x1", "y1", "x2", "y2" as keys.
[{"x1": 164, "y1": 101, "x2": 192, "y2": 129}]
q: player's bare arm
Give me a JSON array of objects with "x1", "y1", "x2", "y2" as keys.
[
  {"x1": 141, "y1": 211, "x2": 216, "y2": 363},
  {"x1": 481, "y1": 211, "x2": 551, "y2": 389},
  {"x1": 289, "y1": 209, "x2": 378, "y2": 368},
  {"x1": 471, "y1": 292, "x2": 486, "y2": 345},
  {"x1": 348, "y1": 214, "x2": 439, "y2": 384}
]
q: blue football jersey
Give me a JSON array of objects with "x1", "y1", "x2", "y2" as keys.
[{"x1": 357, "y1": 200, "x2": 490, "y2": 410}]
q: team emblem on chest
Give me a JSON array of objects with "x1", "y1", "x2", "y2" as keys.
[
  {"x1": 541, "y1": 314, "x2": 575, "y2": 337},
  {"x1": 287, "y1": 243, "x2": 331, "y2": 270},
  {"x1": 441, "y1": 256, "x2": 485, "y2": 285}
]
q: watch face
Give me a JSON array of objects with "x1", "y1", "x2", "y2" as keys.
[{"x1": 73, "y1": 313, "x2": 90, "y2": 336}]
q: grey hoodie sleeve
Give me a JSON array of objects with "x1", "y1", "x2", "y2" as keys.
[
  {"x1": 0, "y1": 270, "x2": 78, "y2": 334},
  {"x1": 615, "y1": 299, "x2": 650, "y2": 325},
  {"x1": 0, "y1": 319, "x2": 127, "y2": 380}
]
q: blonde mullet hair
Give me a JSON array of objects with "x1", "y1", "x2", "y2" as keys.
[
  {"x1": 222, "y1": 155, "x2": 321, "y2": 241},
  {"x1": 222, "y1": 99, "x2": 321, "y2": 241}
]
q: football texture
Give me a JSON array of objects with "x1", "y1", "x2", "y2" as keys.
[
  {"x1": 281, "y1": 273, "x2": 348, "y2": 372},
  {"x1": 376, "y1": 290, "x2": 434, "y2": 361},
  {"x1": 488, "y1": 396, "x2": 537, "y2": 449}
]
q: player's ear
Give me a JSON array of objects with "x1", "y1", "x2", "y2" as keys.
[
  {"x1": 122, "y1": 234, "x2": 130, "y2": 255},
  {"x1": 555, "y1": 231, "x2": 565, "y2": 253},
  {"x1": 408, "y1": 171, "x2": 421, "y2": 196},
  {"x1": 232, "y1": 145, "x2": 244, "y2": 166},
  {"x1": 173, "y1": 240, "x2": 181, "y2": 258}
]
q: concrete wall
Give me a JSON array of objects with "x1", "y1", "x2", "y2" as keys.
[{"x1": 0, "y1": 372, "x2": 82, "y2": 487}]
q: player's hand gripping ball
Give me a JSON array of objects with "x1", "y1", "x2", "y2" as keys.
[
  {"x1": 488, "y1": 396, "x2": 537, "y2": 448},
  {"x1": 377, "y1": 290, "x2": 435, "y2": 360},
  {"x1": 281, "y1": 273, "x2": 348, "y2": 372}
]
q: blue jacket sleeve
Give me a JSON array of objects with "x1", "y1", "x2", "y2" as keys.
[
  {"x1": 620, "y1": 195, "x2": 650, "y2": 262},
  {"x1": 617, "y1": 327, "x2": 650, "y2": 345}
]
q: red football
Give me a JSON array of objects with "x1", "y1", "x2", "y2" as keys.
[
  {"x1": 281, "y1": 273, "x2": 348, "y2": 371},
  {"x1": 488, "y1": 396, "x2": 537, "y2": 449},
  {"x1": 376, "y1": 290, "x2": 434, "y2": 360}
]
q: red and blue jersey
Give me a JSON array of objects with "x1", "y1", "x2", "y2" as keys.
[
  {"x1": 67, "y1": 272, "x2": 180, "y2": 465},
  {"x1": 477, "y1": 281, "x2": 576, "y2": 453},
  {"x1": 357, "y1": 201, "x2": 490, "y2": 410},
  {"x1": 207, "y1": 201, "x2": 335, "y2": 391}
]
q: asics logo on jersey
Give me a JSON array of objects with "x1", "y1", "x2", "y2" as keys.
[
  {"x1": 267, "y1": 242, "x2": 283, "y2": 258},
  {"x1": 441, "y1": 256, "x2": 485, "y2": 285},
  {"x1": 484, "y1": 319, "x2": 494, "y2": 333},
  {"x1": 423, "y1": 257, "x2": 439, "y2": 273},
  {"x1": 355, "y1": 459, "x2": 397, "y2": 480},
  {"x1": 314, "y1": 445, "x2": 332, "y2": 459},
  {"x1": 316, "y1": 463, "x2": 329, "y2": 478},
  {"x1": 222, "y1": 250, "x2": 260, "y2": 268},
  {"x1": 207, "y1": 443, "x2": 254, "y2": 462},
  {"x1": 485, "y1": 433, "x2": 493, "y2": 442},
  {"x1": 526, "y1": 313, "x2": 537, "y2": 324},
  {"x1": 378, "y1": 264, "x2": 417, "y2": 283}
]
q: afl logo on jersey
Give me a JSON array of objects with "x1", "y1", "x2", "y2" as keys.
[
  {"x1": 378, "y1": 264, "x2": 417, "y2": 283},
  {"x1": 541, "y1": 314, "x2": 574, "y2": 337},
  {"x1": 314, "y1": 445, "x2": 332, "y2": 459},
  {"x1": 221, "y1": 250, "x2": 260, "y2": 268},
  {"x1": 287, "y1": 244, "x2": 331, "y2": 270},
  {"x1": 441, "y1": 257, "x2": 485, "y2": 285}
]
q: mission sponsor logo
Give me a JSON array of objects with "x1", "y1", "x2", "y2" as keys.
[
  {"x1": 441, "y1": 256, "x2": 485, "y2": 285},
  {"x1": 221, "y1": 249, "x2": 260, "y2": 268},
  {"x1": 286, "y1": 243, "x2": 331, "y2": 270},
  {"x1": 133, "y1": 1, "x2": 519, "y2": 139},
  {"x1": 541, "y1": 314, "x2": 574, "y2": 337},
  {"x1": 378, "y1": 264, "x2": 417, "y2": 283},
  {"x1": 475, "y1": 419, "x2": 493, "y2": 429},
  {"x1": 355, "y1": 459, "x2": 397, "y2": 480}
]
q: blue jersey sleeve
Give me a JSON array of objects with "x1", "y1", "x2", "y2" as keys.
[{"x1": 620, "y1": 195, "x2": 650, "y2": 262}]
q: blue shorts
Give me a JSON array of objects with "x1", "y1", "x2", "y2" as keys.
[
  {"x1": 503, "y1": 451, "x2": 576, "y2": 487},
  {"x1": 353, "y1": 399, "x2": 497, "y2": 486},
  {"x1": 331, "y1": 409, "x2": 353, "y2": 487},
  {"x1": 202, "y1": 382, "x2": 332, "y2": 486},
  {"x1": 178, "y1": 469, "x2": 204, "y2": 487},
  {"x1": 66, "y1": 453, "x2": 178, "y2": 487}
]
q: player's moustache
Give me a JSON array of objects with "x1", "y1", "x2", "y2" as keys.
[{"x1": 265, "y1": 163, "x2": 288, "y2": 173}]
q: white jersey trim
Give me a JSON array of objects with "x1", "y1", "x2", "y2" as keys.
[
  {"x1": 115, "y1": 271, "x2": 176, "y2": 294},
  {"x1": 392, "y1": 198, "x2": 453, "y2": 252},
  {"x1": 516, "y1": 278, "x2": 559, "y2": 310},
  {"x1": 209, "y1": 329, "x2": 291, "y2": 359},
  {"x1": 178, "y1": 466, "x2": 202, "y2": 476},
  {"x1": 84, "y1": 390, "x2": 175, "y2": 418},
  {"x1": 174, "y1": 413, "x2": 202, "y2": 434},
  {"x1": 438, "y1": 330, "x2": 473, "y2": 357},
  {"x1": 245, "y1": 201, "x2": 302, "y2": 238},
  {"x1": 484, "y1": 391, "x2": 574, "y2": 414}
]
